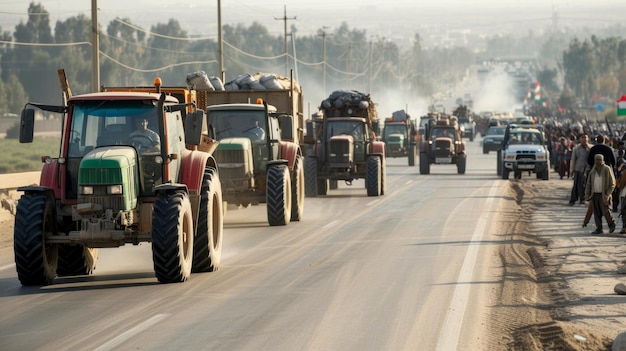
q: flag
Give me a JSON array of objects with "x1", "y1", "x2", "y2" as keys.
[
  {"x1": 617, "y1": 95, "x2": 626, "y2": 116},
  {"x1": 534, "y1": 80, "x2": 541, "y2": 94},
  {"x1": 534, "y1": 91, "x2": 541, "y2": 101},
  {"x1": 558, "y1": 104, "x2": 564, "y2": 114}
]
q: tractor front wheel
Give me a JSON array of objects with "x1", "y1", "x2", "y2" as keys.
[
  {"x1": 14, "y1": 194, "x2": 58, "y2": 285},
  {"x1": 152, "y1": 192, "x2": 194, "y2": 283}
]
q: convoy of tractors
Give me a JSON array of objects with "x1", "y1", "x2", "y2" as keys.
[{"x1": 12, "y1": 69, "x2": 481, "y2": 286}]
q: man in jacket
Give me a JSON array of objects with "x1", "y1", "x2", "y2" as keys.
[
  {"x1": 585, "y1": 154, "x2": 616, "y2": 234},
  {"x1": 570, "y1": 134, "x2": 590, "y2": 205}
]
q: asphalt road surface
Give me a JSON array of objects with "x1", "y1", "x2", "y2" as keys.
[{"x1": 0, "y1": 137, "x2": 509, "y2": 350}]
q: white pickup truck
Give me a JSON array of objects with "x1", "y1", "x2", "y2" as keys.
[{"x1": 500, "y1": 125, "x2": 550, "y2": 180}]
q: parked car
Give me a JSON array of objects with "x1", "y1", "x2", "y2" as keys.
[{"x1": 482, "y1": 126, "x2": 507, "y2": 154}]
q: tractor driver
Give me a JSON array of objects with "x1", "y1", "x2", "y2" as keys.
[
  {"x1": 130, "y1": 117, "x2": 160, "y2": 152},
  {"x1": 243, "y1": 117, "x2": 266, "y2": 143}
]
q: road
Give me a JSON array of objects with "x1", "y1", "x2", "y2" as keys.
[{"x1": 0, "y1": 138, "x2": 509, "y2": 350}]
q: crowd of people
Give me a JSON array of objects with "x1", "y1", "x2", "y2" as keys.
[{"x1": 537, "y1": 117, "x2": 626, "y2": 235}]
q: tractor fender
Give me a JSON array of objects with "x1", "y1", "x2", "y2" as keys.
[
  {"x1": 17, "y1": 185, "x2": 56, "y2": 203},
  {"x1": 370, "y1": 140, "x2": 386, "y2": 156},
  {"x1": 39, "y1": 160, "x2": 62, "y2": 199},
  {"x1": 180, "y1": 149, "x2": 215, "y2": 193},
  {"x1": 278, "y1": 141, "x2": 301, "y2": 170}
]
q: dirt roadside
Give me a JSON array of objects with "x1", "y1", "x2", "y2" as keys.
[
  {"x1": 1, "y1": 176, "x2": 625, "y2": 350},
  {"x1": 486, "y1": 178, "x2": 626, "y2": 350}
]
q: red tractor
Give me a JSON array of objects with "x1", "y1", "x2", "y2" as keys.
[{"x1": 14, "y1": 82, "x2": 223, "y2": 285}]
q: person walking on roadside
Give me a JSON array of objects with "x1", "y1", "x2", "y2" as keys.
[
  {"x1": 569, "y1": 134, "x2": 590, "y2": 205},
  {"x1": 585, "y1": 154, "x2": 616, "y2": 234},
  {"x1": 587, "y1": 134, "x2": 616, "y2": 169},
  {"x1": 616, "y1": 159, "x2": 626, "y2": 234},
  {"x1": 556, "y1": 137, "x2": 572, "y2": 179}
]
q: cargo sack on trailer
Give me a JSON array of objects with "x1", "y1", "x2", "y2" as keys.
[
  {"x1": 209, "y1": 76, "x2": 225, "y2": 91},
  {"x1": 186, "y1": 71, "x2": 215, "y2": 91}
]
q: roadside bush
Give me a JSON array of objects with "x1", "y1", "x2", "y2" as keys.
[{"x1": 5, "y1": 121, "x2": 19, "y2": 139}]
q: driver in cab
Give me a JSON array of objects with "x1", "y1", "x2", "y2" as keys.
[
  {"x1": 244, "y1": 117, "x2": 265, "y2": 143},
  {"x1": 130, "y1": 117, "x2": 160, "y2": 152}
]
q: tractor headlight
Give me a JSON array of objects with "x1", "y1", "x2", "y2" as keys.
[
  {"x1": 80, "y1": 186, "x2": 94, "y2": 195},
  {"x1": 107, "y1": 185, "x2": 123, "y2": 195}
]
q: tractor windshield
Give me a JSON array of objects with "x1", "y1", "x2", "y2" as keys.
[
  {"x1": 383, "y1": 124, "x2": 406, "y2": 138},
  {"x1": 68, "y1": 100, "x2": 161, "y2": 157},
  {"x1": 208, "y1": 110, "x2": 268, "y2": 143},
  {"x1": 326, "y1": 121, "x2": 365, "y2": 142}
]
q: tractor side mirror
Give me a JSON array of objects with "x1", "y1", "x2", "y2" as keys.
[
  {"x1": 19, "y1": 108, "x2": 35, "y2": 143},
  {"x1": 279, "y1": 114, "x2": 294, "y2": 141},
  {"x1": 184, "y1": 110, "x2": 204, "y2": 145}
]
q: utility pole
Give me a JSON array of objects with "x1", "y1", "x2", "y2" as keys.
[
  {"x1": 368, "y1": 38, "x2": 373, "y2": 94},
  {"x1": 218, "y1": 0, "x2": 224, "y2": 80},
  {"x1": 275, "y1": 5, "x2": 296, "y2": 76},
  {"x1": 91, "y1": 0, "x2": 99, "y2": 92},
  {"x1": 319, "y1": 26, "x2": 331, "y2": 95}
]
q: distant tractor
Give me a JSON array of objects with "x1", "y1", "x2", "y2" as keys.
[
  {"x1": 14, "y1": 82, "x2": 223, "y2": 285},
  {"x1": 382, "y1": 109, "x2": 418, "y2": 166},
  {"x1": 304, "y1": 90, "x2": 386, "y2": 197},
  {"x1": 419, "y1": 117, "x2": 467, "y2": 175}
]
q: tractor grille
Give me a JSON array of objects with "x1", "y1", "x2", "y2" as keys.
[
  {"x1": 329, "y1": 137, "x2": 353, "y2": 168},
  {"x1": 78, "y1": 194, "x2": 125, "y2": 213},
  {"x1": 434, "y1": 139, "x2": 453, "y2": 158},
  {"x1": 214, "y1": 148, "x2": 250, "y2": 183}
]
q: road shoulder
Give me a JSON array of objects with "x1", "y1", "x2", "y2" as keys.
[{"x1": 487, "y1": 178, "x2": 624, "y2": 350}]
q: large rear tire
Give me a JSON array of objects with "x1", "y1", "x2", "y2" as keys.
[
  {"x1": 496, "y1": 150, "x2": 502, "y2": 176},
  {"x1": 329, "y1": 179, "x2": 338, "y2": 190},
  {"x1": 152, "y1": 192, "x2": 194, "y2": 283},
  {"x1": 14, "y1": 194, "x2": 58, "y2": 286},
  {"x1": 317, "y1": 179, "x2": 329, "y2": 196},
  {"x1": 419, "y1": 152, "x2": 430, "y2": 175},
  {"x1": 192, "y1": 167, "x2": 223, "y2": 273},
  {"x1": 266, "y1": 164, "x2": 292, "y2": 226},
  {"x1": 457, "y1": 154, "x2": 467, "y2": 174},
  {"x1": 57, "y1": 245, "x2": 98, "y2": 276},
  {"x1": 542, "y1": 168, "x2": 550, "y2": 180},
  {"x1": 291, "y1": 156, "x2": 304, "y2": 221},
  {"x1": 408, "y1": 144, "x2": 416, "y2": 166},
  {"x1": 366, "y1": 156, "x2": 382, "y2": 196},
  {"x1": 304, "y1": 156, "x2": 318, "y2": 198}
]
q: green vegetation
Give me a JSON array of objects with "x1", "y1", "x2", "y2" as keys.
[{"x1": 0, "y1": 137, "x2": 60, "y2": 174}]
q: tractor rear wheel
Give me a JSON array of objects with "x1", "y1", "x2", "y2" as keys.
[
  {"x1": 496, "y1": 150, "x2": 502, "y2": 176},
  {"x1": 266, "y1": 164, "x2": 292, "y2": 226},
  {"x1": 57, "y1": 245, "x2": 98, "y2": 276},
  {"x1": 408, "y1": 144, "x2": 416, "y2": 166},
  {"x1": 192, "y1": 167, "x2": 223, "y2": 273},
  {"x1": 291, "y1": 156, "x2": 304, "y2": 221},
  {"x1": 457, "y1": 154, "x2": 467, "y2": 174},
  {"x1": 366, "y1": 156, "x2": 382, "y2": 196},
  {"x1": 419, "y1": 152, "x2": 430, "y2": 175},
  {"x1": 304, "y1": 156, "x2": 318, "y2": 198},
  {"x1": 152, "y1": 192, "x2": 194, "y2": 283},
  {"x1": 14, "y1": 194, "x2": 58, "y2": 286}
]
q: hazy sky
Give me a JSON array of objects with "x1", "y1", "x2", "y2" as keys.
[{"x1": 2, "y1": 0, "x2": 626, "y2": 37}]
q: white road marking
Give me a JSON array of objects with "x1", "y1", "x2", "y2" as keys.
[
  {"x1": 404, "y1": 180, "x2": 414, "y2": 185},
  {"x1": 321, "y1": 220, "x2": 340, "y2": 229},
  {"x1": 92, "y1": 314, "x2": 168, "y2": 351},
  {"x1": 366, "y1": 200, "x2": 378, "y2": 206},
  {"x1": 435, "y1": 181, "x2": 499, "y2": 351}
]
